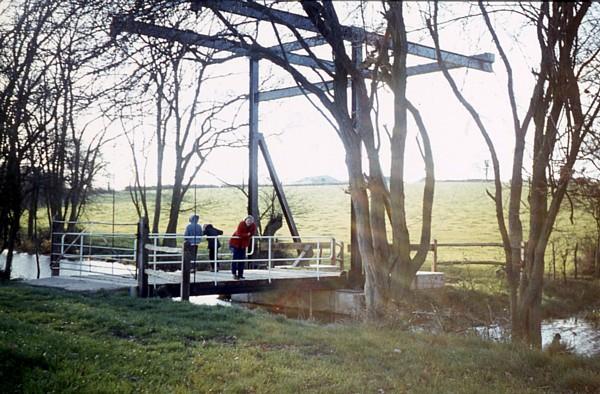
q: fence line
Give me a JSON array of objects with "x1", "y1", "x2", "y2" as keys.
[{"x1": 348, "y1": 239, "x2": 506, "y2": 271}]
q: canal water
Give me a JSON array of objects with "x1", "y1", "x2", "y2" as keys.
[
  {"x1": 3, "y1": 252, "x2": 599, "y2": 356},
  {"x1": 474, "y1": 317, "x2": 600, "y2": 357}
]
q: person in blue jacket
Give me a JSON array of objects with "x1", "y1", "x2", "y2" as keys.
[{"x1": 183, "y1": 214, "x2": 203, "y2": 271}]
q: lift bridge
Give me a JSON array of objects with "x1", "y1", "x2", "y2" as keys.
[
  {"x1": 27, "y1": 2, "x2": 492, "y2": 298},
  {"x1": 109, "y1": 1, "x2": 493, "y2": 290},
  {"x1": 25, "y1": 219, "x2": 346, "y2": 299}
]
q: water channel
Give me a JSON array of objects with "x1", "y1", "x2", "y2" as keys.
[{"x1": 3, "y1": 252, "x2": 599, "y2": 356}]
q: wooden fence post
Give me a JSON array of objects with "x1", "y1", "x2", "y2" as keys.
[
  {"x1": 573, "y1": 242, "x2": 578, "y2": 279},
  {"x1": 136, "y1": 217, "x2": 149, "y2": 298},
  {"x1": 339, "y1": 242, "x2": 344, "y2": 271},
  {"x1": 432, "y1": 239, "x2": 438, "y2": 272},
  {"x1": 331, "y1": 241, "x2": 336, "y2": 266}
]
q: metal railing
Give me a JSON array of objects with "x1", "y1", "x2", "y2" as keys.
[
  {"x1": 52, "y1": 230, "x2": 137, "y2": 278},
  {"x1": 50, "y1": 223, "x2": 343, "y2": 292},
  {"x1": 143, "y1": 234, "x2": 341, "y2": 288}
]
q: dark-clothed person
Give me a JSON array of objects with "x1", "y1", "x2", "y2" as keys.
[
  {"x1": 229, "y1": 215, "x2": 257, "y2": 279},
  {"x1": 204, "y1": 224, "x2": 223, "y2": 271},
  {"x1": 183, "y1": 214, "x2": 203, "y2": 271}
]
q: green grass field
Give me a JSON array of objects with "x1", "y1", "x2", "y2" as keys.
[
  {"x1": 1, "y1": 283, "x2": 599, "y2": 393},
  {"x1": 77, "y1": 182, "x2": 594, "y2": 272},
  {"x1": 7, "y1": 183, "x2": 600, "y2": 392}
]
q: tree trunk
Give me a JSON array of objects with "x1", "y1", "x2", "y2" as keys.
[
  {"x1": 263, "y1": 213, "x2": 282, "y2": 237},
  {"x1": 513, "y1": 288, "x2": 542, "y2": 347},
  {"x1": 345, "y1": 137, "x2": 387, "y2": 317},
  {"x1": 1, "y1": 152, "x2": 21, "y2": 280},
  {"x1": 0, "y1": 214, "x2": 20, "y2": 281},
  {"x1": 164, "y1": 174, "x2": 184, "y2": 246},
  {"x1": 27, "y1": 206, "x2": 35, "y2": 240},
  {"x1": 153, "y1": 180, "x2": 163, "y2": 234},
  {"x1": 152, "y1": 97, "x2": 165, "y2": 235}
]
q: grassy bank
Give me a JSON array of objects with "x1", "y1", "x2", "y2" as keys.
[{"x1": 1, "y1": 283, "x2": 599, "y2": 393}]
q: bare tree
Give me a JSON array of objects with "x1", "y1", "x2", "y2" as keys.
[
  {"x1": 115, "y1": 10, "x2": 246, "y2": 244},
  {"x1": 197, "y1": 1, "x2": 436, "y2": 316},
  {"x1": 0, "y1": 0, "x2": 144, "y2": 279},
  {"x1": 428, "y1": 1, "x2": 600, "y2": 346},
  {"x1": 0, "y1": 0, "x2": 66, "y2": 279}
]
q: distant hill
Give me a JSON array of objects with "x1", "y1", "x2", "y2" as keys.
[{"x1": 290, "y1": 175, "x2": 344, "y2": 185}]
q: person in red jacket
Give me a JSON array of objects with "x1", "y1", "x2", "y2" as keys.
[{"x1": 229, "y1": 215, "x2": 257, "y2": 279}]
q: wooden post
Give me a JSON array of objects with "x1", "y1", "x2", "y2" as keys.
[
  {"x1": 573, "y1": 242, "x2": 578, "y2": 279},
  {"x1": 432, "y1": 239, "x2": 438, "y2": 272},
  {"x1": 339, "y1": 241, "x2": 344, "y2": 271},
  {"x1": 136, "y1": 217, "x2": 149, "y2": 298},
  {"x1": 331, "y1": 241, "x2": 336, "y2": 266},
  {"x1": 50, "y1": 219, "x2": 62, "y2": 276},
  {"x1": 181, "y1": 246, "x2": 190, "y2": 302}
]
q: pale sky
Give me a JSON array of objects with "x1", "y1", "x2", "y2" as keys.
[{"x1": 100, "y1": 2, "x2": 540, "y2": 190}]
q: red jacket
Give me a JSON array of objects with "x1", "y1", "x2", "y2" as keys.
[{"x1": 229, "y1": 221, "x2": 257, "y2": 249}]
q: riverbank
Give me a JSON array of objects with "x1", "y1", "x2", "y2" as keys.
[
  {"x1": 1, "y1": 283, "x2": 599, "y2": 393},
  {"x1": 395, "y1": 266, "x2": 600, "y2": 335}
]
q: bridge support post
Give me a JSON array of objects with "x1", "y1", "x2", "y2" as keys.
[
  {"x1": 136, "y1": 217, "x2": 149, "y2": 298},
  {"x1": 181, "y1": 248, "x2": 191, "y2": 301},
  {"x1": 248, "y1": 56, "x2": 260, "y2": 226}
]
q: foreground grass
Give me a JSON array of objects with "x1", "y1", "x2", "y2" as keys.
[{"x1": 1, "y1": 284, "x2": 599, "y2": 393}]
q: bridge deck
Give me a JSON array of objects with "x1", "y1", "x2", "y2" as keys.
[{"x1": 24, "y1": 268, "x2": 345, "y2": 296}]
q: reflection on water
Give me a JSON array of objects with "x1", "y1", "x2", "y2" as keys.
[
  {"x1": 541, "y1": 317, "x2": 600, "y2": 356},
  {"x1": 239, "y1": 302, "x2": 351, "y2": 324},
  {"x1": 473, "y1": 318, "x2": 600, "y2": 357},
  {"x1": 0, "y1": 251, "x2": 52, "y2": 279},
  {"x1": 175, "y1": 295, "x2": 349, "y2": 324},
  {"x1": 172, "y1": 295, "x2": 232, "y2": 307},
  {"x1": 0, "y1": 251, "x2": 136, "y2": 280}
]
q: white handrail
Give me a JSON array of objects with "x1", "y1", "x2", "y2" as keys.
[{"x1": 53, "y1": 227, "x2": 339, "y2": 287}]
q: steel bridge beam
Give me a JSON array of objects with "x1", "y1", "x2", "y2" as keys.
[
  {"x1": 110, "y1": 17, "x2": 336, "y2": 72},
  {"x1": 111, "y1": 17, "x2": 489, "y2": 104},
  {"x1": 256, "y1": 58, "x2": 490, "y2": 102},
  {"x1": 257, "y1": 134, "x2": 301, "y2": 240},
  {"x1": 228, "y1": 35, "x2": 328, "y2": 61},
  {"x1": 193, "y1": 0, "x2": 494, "y2": 72}
]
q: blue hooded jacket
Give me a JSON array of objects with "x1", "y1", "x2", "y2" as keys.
[{"x1": 184, "y1": 214, "x2": 203, "y2": 245}]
